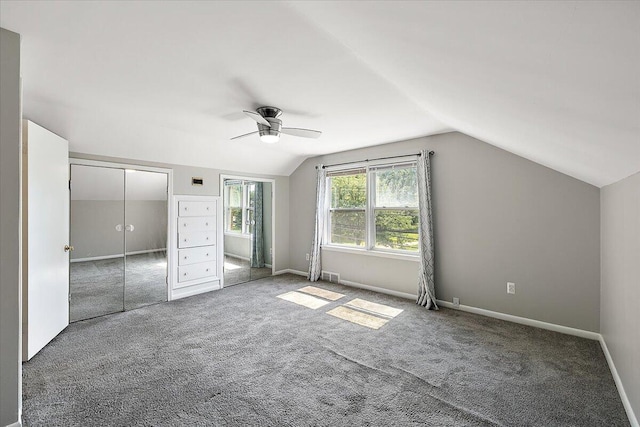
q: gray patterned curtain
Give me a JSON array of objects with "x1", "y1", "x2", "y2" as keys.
[
  {"x1": 308, "y1": 165, "x2": 326, "y2": 281},
  {"x1": 417, "y1": 150, "x2": 437, "y2": 309},
  {"x1": 251, "y1": 182, "x2": 265, "y2": 268}
]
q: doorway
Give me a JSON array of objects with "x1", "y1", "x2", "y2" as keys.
[
  {"x1": 222, "y1": 177, "x2": 274, "y2": 286},
  {"x1": 69, "y1": 162, "x2": 170, "y2": 322}
]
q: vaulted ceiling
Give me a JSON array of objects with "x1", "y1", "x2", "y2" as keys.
[{"x1": 1, "y1": 1, "x2": 638, "y2": 187}]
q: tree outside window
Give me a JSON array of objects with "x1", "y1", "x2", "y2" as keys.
[{"x1": 326, "y1": 162, "x2": 419, "y2": 253}]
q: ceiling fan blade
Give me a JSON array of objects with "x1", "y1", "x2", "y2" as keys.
[
  {"x1": 230, "y1": 131, "x2": 259, "y2": 140},
  {"x1": 243, "y1": 110, "x2": 271, "y2": 127},
  {"x1": 280, "y1": 127, "x2": 322, "y2": 139}
]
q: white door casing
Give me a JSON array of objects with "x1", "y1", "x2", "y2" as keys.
[{"x1": 23, "y1": 120, "x2": 70, "y2": 360}]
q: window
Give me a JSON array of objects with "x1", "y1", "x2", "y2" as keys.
[
  {"x1": 224, "y1": 180, "x2": 255, "y2": 234},
  {"x1": 372, "y1": 164, "x2": 419, "y2": 251},
  {"x1": 326, "y1": 162, "x2": 419, "y2": 254},
  {"x1": 328, "y1": 168, "x2": 367, "y2": 247}
]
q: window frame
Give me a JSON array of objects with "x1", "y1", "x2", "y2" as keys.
[
  {"x1": 324, "y1": 159, "x2": 420, "y2": 257},
  {"x1": 224, "y1": 180, "x2": 254, "y2": 236}
]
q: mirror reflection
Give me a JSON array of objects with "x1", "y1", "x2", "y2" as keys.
[
  {"x1": 69, "y1": 165, "x2": 168, "y2": 322},
  {"x1": 223, "y1": 179, "x2": 273, "y2": 286}
]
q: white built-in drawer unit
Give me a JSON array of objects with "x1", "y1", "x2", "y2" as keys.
[
  {"x1": 178, "y1": 261, "x2": 217, "y2": 283},
  {"x1": 171, "y1": 195, "x2": 223, "y2": 300},
  {"x1": 178, "y1": 246, "x2": 216, "y2": 266},
  {"x1": 178, "y1": 231, "x2": 217, "y2": 249},
  {"x1": 178, "y1": 201, "x2": 216, "y2": 217},
  {"x1": 178, "y1": 216, "x2": 216, "y2": 231}
]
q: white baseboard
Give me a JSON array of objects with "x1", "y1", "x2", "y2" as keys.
[
  {"x1": 224, "y1": 253, "x2": 250, "y2": 262},
  {"x1": 71, "y1": 248, "x2": 166, "y2": 263},
  {"x1": 4, "y1": 420, "x2": 21, "y2": 427},
  {"x1": 339, "y1": 279, "x2": 417, "y2": 301},
  {"x1": 436, "y1": 299, "x2": 600, "y2": 341},
  {"x1": 170, "y1": 281, "x2": 221, "y2": 300},
  {"x1": 599, "y1": 336, "x2": 639, "y2": 427},
  {"x1": 274, "y1": 268, "x2": 307, "y2": 277}
]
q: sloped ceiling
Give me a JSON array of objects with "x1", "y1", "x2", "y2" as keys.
[{"x1": 1, "y1": 1, "x2": 638, "y2": 187}]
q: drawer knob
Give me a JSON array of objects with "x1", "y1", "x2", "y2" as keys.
[
  {"x1": 206, "y1": 268, "x2": 209, "y2": 272},
  {"x1": 206, "y1": 253, "x2": 209, "y2": 257},
  {"x1": 183, "y1": 273, "x2": 188, "y2": 276},
  {"x1": 184, "y1": 256, "x2": 188, "y2": 260},
  {"x1": 205, "y1": 222, "x2": 209, "y2": 226},
  {"x1": 206, "y1": 237, "x2": 209, "y2": 240}
]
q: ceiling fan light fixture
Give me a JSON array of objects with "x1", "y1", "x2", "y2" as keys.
[{"x1": 260, "y1": 134, "x2": 279, "y2": 143}]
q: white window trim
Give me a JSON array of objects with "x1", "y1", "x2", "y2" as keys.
[
  {"x1": 324, "y1": 158, "x2": 419, "y2": 256},
  {"x1": 321, "y1": 244, "x2": 419, "y2": 262}
]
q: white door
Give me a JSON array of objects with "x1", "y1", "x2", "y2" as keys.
[{"x1": 23, "y1": 120, "x2": 70, "y2": 360}]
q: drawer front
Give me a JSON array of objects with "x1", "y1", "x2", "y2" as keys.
[
  {"x1": 178, "y1": 261, "x2": 217, "y2": 283},
  {"x1": 178, "y1": 201, "x2": 216, "y2": 217},
  {"x1": 178, "y1": 246, "x2": 216, "y2": 266},
  {"x1": 178, "y1": 231, "x2": 216, "y2": 248},
  {"x1": 178, "y1": 216, "x2": 216, "y2": 232}
]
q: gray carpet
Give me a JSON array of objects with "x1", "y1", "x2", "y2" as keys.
[
  {"x1": 70, "y1": 252, "x2": 167, "y2": 322},
  {"x1": 23, "y1": 274, "x2": 628, "y2": 426}
]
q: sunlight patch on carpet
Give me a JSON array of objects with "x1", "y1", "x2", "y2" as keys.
[
  {"x1": 327, "y1": 306, "x2": 389, "y2": 329},
  {"x1": 345, "y1": 298, "x2": 403, "y2": 318},
  {"x1": 224, "y1": 262, "x2": 242, "y2": 271},
  {"x1": 277, "y1": 291, "x2": 330, "y2": 309},
  {"x1": 297, "y1": 286, "x2": 345, "y2": 301}
]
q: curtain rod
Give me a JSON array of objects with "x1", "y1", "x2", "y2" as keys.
[{"x1": 318, "y1": 151, "x2": 434, "y2": 169}]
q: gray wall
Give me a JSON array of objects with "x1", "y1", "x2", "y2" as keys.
[
  {"x1": 601, "y1": 171, "x2": 640, "y2": 419},
  {"x1": 224, "y1": 233, "x2": 251, "y2": 260},
  {"x1": 289, "y1": 132, "x2": 601, "y2": 331},
  {"x1": 70, "y1": 201, "x2": 167, "y2": 259},
  {"x1": 0, "y1": 27, "x2": 22, "y2": 427},
  {"x1": 69, "y1": 153, "x2": 289, "y2": 273}
]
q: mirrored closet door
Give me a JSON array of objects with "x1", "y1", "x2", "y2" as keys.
[
  {"x1": 222, "y1": 179, "x2": 273, "y2": 286},
  {"x1": 69, "y1": 164, "x2": 168, "y2": 322}
]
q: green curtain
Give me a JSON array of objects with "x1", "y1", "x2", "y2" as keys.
[{"x1": 251, "y1": 182, "x2": 265, "y2": 268}]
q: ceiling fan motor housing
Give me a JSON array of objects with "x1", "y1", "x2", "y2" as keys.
[{"x1": 257, "y1": 107, "x2": 282, "y2": 140}]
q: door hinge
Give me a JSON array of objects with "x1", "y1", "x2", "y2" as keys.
[
  {"x1": 68, "y1": 293, "x2": 71, "y2": 302},
  {"x1": 68, "y1": 180, "x2": 71, "y2": 190}
]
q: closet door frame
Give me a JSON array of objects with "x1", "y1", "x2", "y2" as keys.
[
  {"x1": 220, "y1": 174, "x2": 276, "y2": 286},
  {"x1": 69, "y1": 158, "x2": 174, "y2": 300}
]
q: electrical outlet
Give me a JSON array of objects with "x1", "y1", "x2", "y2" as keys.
[
  {"x1": 305, "y1": 253, "x2": 310, "y2": 261},
  {"x1": 507, "y1": 282, "x2": 516, "y2": 294},
  {"x1": 452, "y1": 297, "x2": 460, "y2": 307}
]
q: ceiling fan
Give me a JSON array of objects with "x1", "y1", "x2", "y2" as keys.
[{"x1": 231, "y1": 106, "x2": 322, "y2": 143}]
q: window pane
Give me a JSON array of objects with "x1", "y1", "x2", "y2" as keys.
[
  {"x1": 228, "y1": 184, "x2": 243, "y2": 207},
  {"x1": 375, "y1": 167, "x2": 417, "y2": 207},
  {"x1": 330, "y1": 173, "x2": 366, "y2": 209},
  {"x1": 227, "y1": 207, "x2": 242, "y2": 232},
  {"x1": 330, "y1": 210, "x2": 366, "y2": 247},
  {"x1": 375, "y1": 209, "x2": 419, "y2": 251}
]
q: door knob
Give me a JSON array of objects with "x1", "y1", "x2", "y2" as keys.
[
  {"x1": 115, "y1": 224, "x2": 124, "y2": 232},
  {"x1": 64, "y1": 245, "x2": 74, "y2": 252},
  {"x1": 125, "y1": 224, "x2": 135, "y2": 232}
]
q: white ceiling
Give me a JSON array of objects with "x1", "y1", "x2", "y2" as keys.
[{"x1": 2, "y1": 1, "x2": 638, "y2": 187}]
